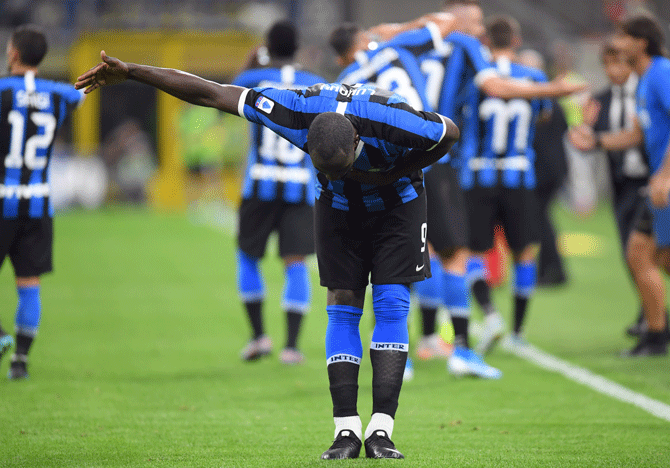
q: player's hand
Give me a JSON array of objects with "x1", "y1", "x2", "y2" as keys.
[
  {"x1": 649, "y1": 174, "x2": 670, "y2": 208},
  {"x1": 345, "y1": 168, "x2": 395, "y2": 186},
  {"x1": 75, "y1": 51, "x2": 129, "y2": 94},
  {"x1": 568, "y1": 125, "x2": 597, "y2": 151},
  {"x1": 581, "y1": 98, "x2": 601, "y2": 127}
]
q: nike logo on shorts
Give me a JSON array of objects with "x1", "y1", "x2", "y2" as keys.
[{"x1": 416, "y1": 264, "x2": 425, "y2": 272}]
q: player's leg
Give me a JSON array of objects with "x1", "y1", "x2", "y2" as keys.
[
  {"x1": 316, "y1": 201, "x2": 369, "y2": 460},
  {"x1": 425, "y1": 165, "x2": 474, "y2": 353},
  {"x1": 465, "y1": 186, "x2": 505, "y2": 355},
  {"x1": 624, "y1": 201, "x2": 668, "y2": 356},
  {"x1": 502, "y1": 189, "x2": 540, "y2": 344},
  {"x1": 412, "y1": 246, "x2": 450, "y2": 360},
  {"x1": 615, "y1": 184, "x2": 652, "y2": 337},
  {"x1": 236, "y1": 198, "x2": 276, "y2": 361},
  {"x1": 0, "y1": 220, "x2": 18, "y2": 365},
  {"x1": 7, "y1": 217, "x2": 53, "y2": 379},
  {"x1": 277, "y1": 201, "x2": 315, "y2": 364},
  {"x1": 365, "y1": 194, "x2": 430, "y2": 459}
]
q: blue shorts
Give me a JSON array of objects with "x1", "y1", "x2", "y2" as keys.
[
  {"x1": 652, "y1": 204, "x2": 670, "y2": 247},
  {"x1": 634, "y1": 199, "x2": 670, "y2": 247}
]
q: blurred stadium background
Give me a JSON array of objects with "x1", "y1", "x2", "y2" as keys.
[{"x1": 1, "y1": 0, "x2": 668, "y2": 212}]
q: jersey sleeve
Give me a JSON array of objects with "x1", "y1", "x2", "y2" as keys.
[
  {"x1": 652, "y1": 61, "x2": 670, "y2": 116},
  {"x1": 378, "y1": 104, "x2": 448, "y2": 152},
  {"x1": 237, "y1": 87, "x2": 309, "y2": 150}
]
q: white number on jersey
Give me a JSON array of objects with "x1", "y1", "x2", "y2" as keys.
[
  {"x1": 420, "y1": 59, "x2": 445, "y2": 112},
  {"x1": 4, "y1": 110, "x2": 57, "y2": 170},
  {"x1": 258, "y1": 126, "x2": 305, "y2": 165},
  {"x1": 479, "y1": 98, "x2": 533, "y2": 154},
  {"x1": 376, "y1": 67, "x2": 424, "y2": 111}
]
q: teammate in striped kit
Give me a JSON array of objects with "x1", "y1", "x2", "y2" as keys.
[
  {"x1": 75, "y1": 50, "x2": 459, "y2": 458},
  {"x1": 231, "y1": 22, "x2": 324, "y2": 365},
  {"x1": 459, "y1": 16, "x2": 551, "y2": 353},
  {"x1": 0, "y1": 25, "x2": 84, "y2": 379}
]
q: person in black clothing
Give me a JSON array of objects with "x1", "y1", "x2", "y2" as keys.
[{"x1": 519, "y1": 49, "x2": 569, "y2": 287}]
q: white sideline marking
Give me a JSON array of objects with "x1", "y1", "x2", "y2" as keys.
[{"x1": 509, "y1": 342, "x2": 670, "y2": 422}]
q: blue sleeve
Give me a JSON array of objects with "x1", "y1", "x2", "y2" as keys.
[
  {"x1": 652, "y1": 61, "x2": 670, "y2": 115},
  {"x1": 56, "y1": 82, "x2": 84, "y2": 106},
  {"x1": 232, "y1": 70, "x2": 261, "y2": 88}
]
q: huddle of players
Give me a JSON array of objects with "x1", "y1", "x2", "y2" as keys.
[{"x1": 235, "y1": 0, "x2": 570, "y2": 380}]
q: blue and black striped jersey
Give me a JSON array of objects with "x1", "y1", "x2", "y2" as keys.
[
  {"x1": 237, "y1": 82, "x2": 448, "y2": 212},
  {"x1": 232, "y1": 65, "x2": 324, "y2": 204},
  {"x1": 1, "y1": 72, "x2": 83, "y2": 219},
  {"x1": 459, "y1": 58, "x2": 551, "y2": 190},
  {"x1": 406, "y1": 31, "x2": 497, "y2": 166},
  {"x1": 336, "y1": 29, "x2": 432, "y2": 112}
]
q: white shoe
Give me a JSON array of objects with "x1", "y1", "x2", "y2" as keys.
[
  {"x1": 416, "y1": 334, "x2": 453, "y2": 360},
  {"x1": 500, "y1": 333, "x2": 528, "y2": 352},
  {"x1": 475, "y1": 312, "x2": 505, "y2": 355},
  {"x1": 240, "y1": 335, "x2": 272, "y2": 361},
  {"x1": 447, "y1": 347, "x2": 502, "y2": 379}
]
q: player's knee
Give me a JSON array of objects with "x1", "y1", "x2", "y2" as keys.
[
  {"x1": 327, "y1": 288, "x2": 366, "y2": 308},
  {"x1": 626, "y1": 233, "x2": 652, "y2": 270},
  {"x1": 372, "y1": 284, "x2": 410, "y2": 322},
  {"x1": 657, "y1": 248, "x2": 670, "y2": 276}
]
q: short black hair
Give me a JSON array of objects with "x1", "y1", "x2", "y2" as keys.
[
  {"x1": 267, "y1": 21, "x2": 298, "y2": 59},
  {"x1": 486, "y1": 15, "x2": 520, "y2": 49},
  {"x1": 10, "y1": 24, "x2": 48, "y2": 67},
  {"x1": 329, "y1": 23, "x2": 361, "y2": 58},
  {"x1": 621, "y1": 14, "x2": 667, "y2": 57},
  {"x1": 307, "y1": 112, "x2": 355, "y2": 173}
]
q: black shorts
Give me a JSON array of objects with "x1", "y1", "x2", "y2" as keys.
[
  {"x1": 0, "y1": 217, "x2": 54, "y2": 277},
  {"x1": 424, "y1": 163, "x2": 469, "y2": 253},
  {"x1": 465, "y1": 187, "x2": 540, "y2": 253},
  {"x1": 238, "y1": 197, "x2": 315, "y2": 258},
  {"x1": 315, "y1": 193, "x2": 430, "y2": 290},
  {"x1": 632, "y1": 196, "x2": 653, "y2": 238},
  {"x1": 612, "y1": 180, "x2": 647, "y2": 251}
]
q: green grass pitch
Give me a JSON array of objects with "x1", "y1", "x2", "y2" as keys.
[{"x1": 1, "y1": 205, "x2": 669, "y2": 467}]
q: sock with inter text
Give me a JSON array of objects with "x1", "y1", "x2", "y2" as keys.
[
  {"x1": 326, "y1": 304, "x2": 363, "y2": 440},
  {"x1": 366, "y1": 284, "x2": 410, "y2": 440}
]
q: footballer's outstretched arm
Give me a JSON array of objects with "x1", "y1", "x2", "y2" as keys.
[
  {"x1": 75, "y1": 51, "x2": 246, "y2": 116},
  {"x1": 480, "y1": 74, "x2": 588, "y2": 100}
]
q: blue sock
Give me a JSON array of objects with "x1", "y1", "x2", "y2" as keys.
[
  {"x1": 443, "y1": 272, "x2": 470, "y2": 319},
  {"x1": 237, "y1": 250, "x2": 264, "y2": 302},
  {"x1": 371, "y1": 284, "x2": 410, "y2": 351},
  {"x1": 466, "y1": 256, "x2": 486, "y2": 286},
  {"x1": 283, "y1": 262, "x2": 310, "y2": 313},
  {"x1": 325, "y1": 305, "x2": 363, "y2": 364},
  {"x1": 15, "y1": 286, "x2": 40, "y2": 336},
  {"x1": 413, "y1": 257, "x2": 443, "y2": 309},
  {"x1": 514, "y1": 262, "x2": 537, "y2": 298}
]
